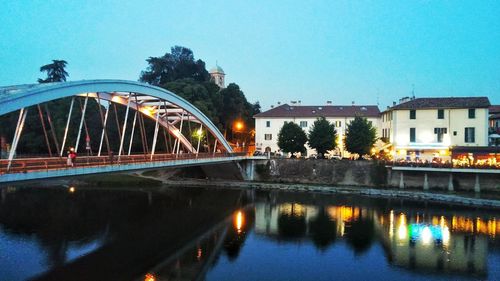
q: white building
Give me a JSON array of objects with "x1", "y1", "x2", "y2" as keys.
[
  {"x1": 254, "y1": 104, "x2": 380, "y2": 156},
  {"x1": 381, "y1": 97, "x2": 491, "y2": 160}
]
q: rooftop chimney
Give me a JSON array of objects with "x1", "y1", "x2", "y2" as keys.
[{"x1": 326, "y1": 100, "x2": 332, "y2": 105}]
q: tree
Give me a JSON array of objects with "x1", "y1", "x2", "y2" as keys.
[
  {"x1": 345, "y1": 116, "x2": 377, "y2": 157},
  {"x1": 308, "y1": 117, "x2": 337, "y2": 157},
  {"x1": 139, "y1": 46, "x2": 259, "y2": 136},
  {"x1": 38, "y1": 60, "x2": 69, "y2": 83},
  {"x1": 139, "y1": 46, "x2": 209, "y2": 86},
  {"x1": 277, "y1": 122, "x2": 307, "y2": 155}
]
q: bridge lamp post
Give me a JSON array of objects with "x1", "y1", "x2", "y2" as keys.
[
  {"x1": 195, "y1": 126, "x2": 203, "y2": 156},
  {"x1": 233, "y1": 121, "x2": 245, "y2": 152}
]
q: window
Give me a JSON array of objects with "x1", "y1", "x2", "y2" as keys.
[
  {"x1": 409, "y1": 110, "x2": 416, "y2": 119},
  {"x1": 465, "y1": 127, "x2": 475, "y2": 143},
  {"x1": 453, "y1": 131, "x2": 457, "y2": 136},
  {"x1": 410, "y1": 128, "x2": 416, "y2": 142},
  {"x1": 335, "y1": 121, "x2": 342, "y2": 127},
  {"x1": 468, "y1": 109, "x2": 475, "y2": 119},
  {"x1": 266, "y1": 121, "x2": 270, "y2": 127},
  {"x1": 434, "y1": 127, "x2": 447, "y2": 143},
  {"x1": 264, "y1": 134, "x2": 272, "y2": 140},
  {"x1": 438, "y1": 109, "x2": 444, "y2": 119},
  {"x1": 300, "y1": 121, "x2": 307, "y2": 127}
]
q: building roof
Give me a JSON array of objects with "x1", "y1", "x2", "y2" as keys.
[
  {"x1": 489, "y1": 105, "x2": 500, "y2": 114},
  {"x1": 389, "y1": 97, "x2": 490, "y2": 110},
  {"x1": 209, "y1": 65, "x2": 224, "y2": 74},
  {"x1": 254, "y1": 104, "x2": 380, "y2": 118},
  {"x1": 490, "y1": 113, "x2": 500, "y2": 120}
]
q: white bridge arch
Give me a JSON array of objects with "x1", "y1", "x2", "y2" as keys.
[{"x1": 0, "y1": 79, "x2": 232, "y2": 155}]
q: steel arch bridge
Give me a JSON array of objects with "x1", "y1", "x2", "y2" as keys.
[{"x1": 0, "y1": 80, "x2": 256, "y2": 183}]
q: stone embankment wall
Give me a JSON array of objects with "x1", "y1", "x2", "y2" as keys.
[
  {"x1": 253, "y1": 159, "x2": 499, "y2": 192},
  {"x1": 254, "y1": 159, "x2": 382, "y2": 186}
]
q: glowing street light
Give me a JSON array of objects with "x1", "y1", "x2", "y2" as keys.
[{"x1": 234, "y1": 121, "x2": 244, "y2": 132}]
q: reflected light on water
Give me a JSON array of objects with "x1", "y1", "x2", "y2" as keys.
[
  {"x1": 397, "y1": 213, "x2": 407, "y2": 240},
  {"x1": 421, "y1": 226, "x2": 432, "y2": 245},
  {"x1": 235, "y1": 211, "x2": 244, "y2": 234},
  {"x1": 197, "y1": 247, "x2": 203, "y2": 260},
  {"x1": 144, "y1": 273, "x2": 156, "y2": 281},
  {"x1": 442, "y1": 226, "x2": 450, "y2": 247},
  {"x1": 68, "y1": 187, "x2": 75, "y2": 193}
]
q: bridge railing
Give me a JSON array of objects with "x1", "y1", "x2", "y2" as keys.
[{"x1": 0, "y1": 152, "x2": 247, "y2": 175}]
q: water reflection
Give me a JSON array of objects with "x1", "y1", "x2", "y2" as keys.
[
  {"x1": 0, "y1": 185, "x2": 498, "y2": 281},
  {"x1": 249, "y1": 192, "x2": 499, "y2": 280},
  {"x1": 0, "y1": 185, "x2": 244, "y2": 280}
]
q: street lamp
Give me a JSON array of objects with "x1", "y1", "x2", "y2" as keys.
[{"x1": 232, "y1": 121, "x2": 245, "y2": 152}]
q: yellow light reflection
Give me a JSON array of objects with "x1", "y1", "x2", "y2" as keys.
[
  {"x1": 397, "y1": 213, "x2": 407, "y2": 240},
  {"x1": 389, "y1": 210, "x2": 394, "y2": 239},
  {"x1": 398, "y1": 225, "x2": 407, "y2": 240},
  {"x1": 234, "y1": 211, "x2": 244, "y2": 234},
  {"x1": 68, "y1": 187, "x2": 75, "y2": 193},
  {"x1": 144, "y1": 273, "x2": 156, "y2": 281},
  {"x1": 442, "y1": 226, "x2": 450, "y2": 247}
]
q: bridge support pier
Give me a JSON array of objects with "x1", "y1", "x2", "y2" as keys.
[
  {"x1": 474, "y1": 174, "x2": 481, "y2": 193},
  {"x1": 423, "y1": 173, "x2": 429, "y2": 190},
  {"x1": 448, "y1": 174, "x2": 454, "y2": 191},
  {"x1": 399, "y1": 172, "x2": 404, "y2": 189}
]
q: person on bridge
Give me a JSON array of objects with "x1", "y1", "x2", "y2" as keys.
[
  {"x1": 66, "y1": 150, "x2": 73, "y2": 167},
  {"x1": 69, "y1": 148, "x2": 77, "y2": 167}
]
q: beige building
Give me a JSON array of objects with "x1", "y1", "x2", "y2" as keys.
[
  {"x1": 254, "y1": 104, "x2": 380, "y2": 157},
  {"x1": 381, "y1": 97, "x2": 490, "y2": 160}
]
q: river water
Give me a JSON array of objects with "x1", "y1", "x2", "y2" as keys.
[{"x1": 0, "y1": 184, "x2": 498, "y2": 281}]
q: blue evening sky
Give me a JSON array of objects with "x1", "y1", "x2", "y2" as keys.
[{"x1": 1, "y1": 0, "x2": 499, "y2": 110}]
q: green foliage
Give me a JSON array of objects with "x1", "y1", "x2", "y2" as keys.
[
  {"x1": 139, "y1": 46, "x2": 209, "y2": 85},
  {"x1": 277, "y1": 122, "x2": 307, "y2": 154},
  {"x1": 219, "y1": 83, "x2": 256, "y2": 134},
  {"x1": 140, "y1": 46, "x2": 259, "y2": 137},
  {"x1": 308, "y1": 117, "x2": 337, "y2": 156},
  {"x1": 345, "y1": 116, "x2": 377, "y2": 156},
  {"x1": 38, "y1": 60, "x2": 68, "y2": 83}
]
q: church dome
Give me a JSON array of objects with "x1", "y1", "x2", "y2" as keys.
[{"x1": 209, "y1": 65, "x2": 225, "y2": 74}]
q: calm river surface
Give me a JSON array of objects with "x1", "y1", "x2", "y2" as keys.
[{"x1": 0, "y1": 184, "x2": 498, "y2": 281}]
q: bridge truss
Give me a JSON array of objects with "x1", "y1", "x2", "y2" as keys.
[{"x1": 0, "y1": 80, "x2": 234, "y2": 175}]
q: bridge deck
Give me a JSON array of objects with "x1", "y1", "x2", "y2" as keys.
[{"x1": 0, "y1": 153, "x2": 266, "y2": 183}]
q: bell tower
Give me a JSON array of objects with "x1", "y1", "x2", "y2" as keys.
[{"x1": 209, "y1": 64, "x2": 225, "y2": 89}]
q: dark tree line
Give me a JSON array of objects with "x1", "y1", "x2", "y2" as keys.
[{"x1": 140, "y1": 46, "x2": 260, "y2": 137}]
